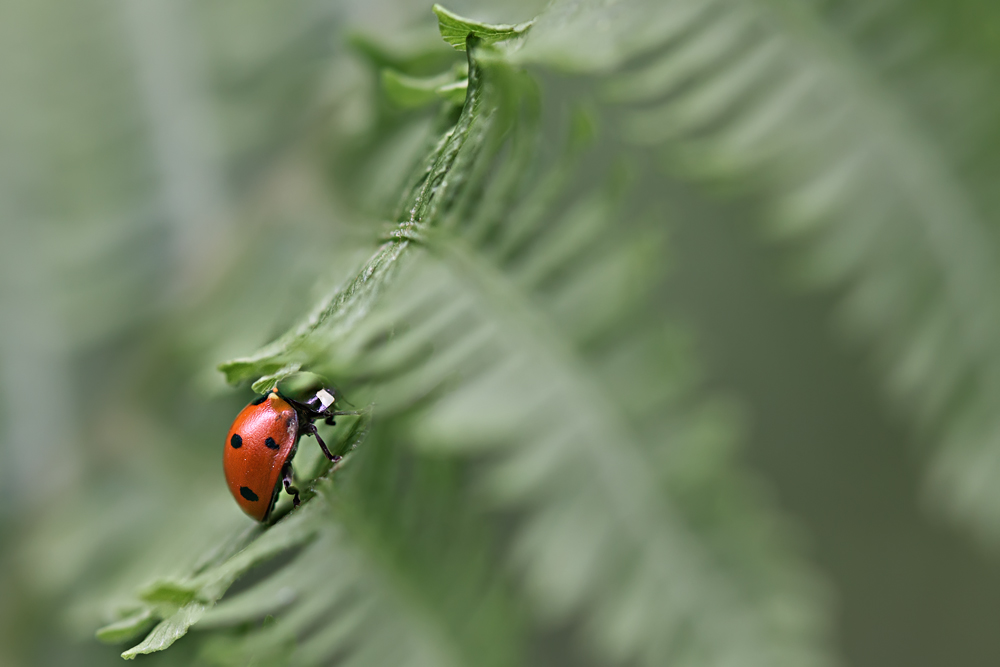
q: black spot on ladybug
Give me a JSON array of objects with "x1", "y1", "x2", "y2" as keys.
[
  {"x1": 251, "y1": 394, "x2": 268, "y2": 405},
  {"x1": 230, "y1": 434, "x2": 242, "y2": 449},
  {"x1": 265, "y1": 437, "x2": 278, "y2": 450},
  {"x1": 240, "y1": 486, "x2": 259, "y2": 502}
]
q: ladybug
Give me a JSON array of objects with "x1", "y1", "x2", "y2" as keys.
[{"x1": 224, "y1": 385, "x2": 351, "y2": 521}]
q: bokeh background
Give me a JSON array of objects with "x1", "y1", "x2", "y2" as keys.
[{"x1": 4, "y1": 0, "x2": 1000, "y2": 665}]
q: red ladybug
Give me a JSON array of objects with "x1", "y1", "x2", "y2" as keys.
[{"x1": 224, "y1": 385, "x2": 349, "y2": 521}]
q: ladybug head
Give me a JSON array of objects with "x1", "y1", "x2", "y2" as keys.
[
  {"x1": 274, "y1": 372, "x2": 341, "y2": 419},
  {"x1": 300, "y1": 388, "x2": 336, "y2": 415}
]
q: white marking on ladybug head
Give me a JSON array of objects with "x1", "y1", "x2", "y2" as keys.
[{"x1": 316, "y1": 389, "x2": 335, "y2": 410}]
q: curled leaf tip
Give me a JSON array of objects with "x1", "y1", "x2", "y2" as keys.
[{"x1": 432, "y1": 4, "x2": 533, "y2": 51}]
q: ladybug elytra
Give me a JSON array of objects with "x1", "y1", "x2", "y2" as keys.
[{"x1": 224, "y1": 385, "x2": 351, "y2": 521}]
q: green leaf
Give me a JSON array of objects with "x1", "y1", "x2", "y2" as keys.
[
  {"x1": 103, "y1": 494, "x2": 325, "y2": 657},
  {"x1": 432, "y1": 4, "x2": 534, "y2": 51},
  {"x1": 121, "y1": 603, "x2": 207, "y2": 659},
  {"x1": 349, "y1": 31, "x2": 458, "y2": 74},
  {"x1": 435, "y1": 79, "x2": 470, "y2": 105},
  {"x1": 95, "y1": 608, "x2": 156, "y2": 644},
  {"x1": 138, "y1": 580, "x2": 198, "y2": 606},
  {"x1": 381, "y1": 68, "x2": 468, "y2": 108},
  {"x1": 190, "y1": 500, "x2": 324, "y2": 601},
  {"x1": 248, "y1": 364, "x2": 301, "y2": 395}
]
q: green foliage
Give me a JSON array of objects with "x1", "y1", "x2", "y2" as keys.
[
  {"x1": 94, "y1": 9, "x2": 831, "y2": 666},
  {"x1": 432, "y1": 4, "x2": 534, "y2": 51},
  {"x1": 516, "y1": 0, "x2": 1000, "y2": 544},
  {"x1": 9, "y1": 0, "x2": 1000, "y2": 665},
  {"x1": 381, "y1": 66, "x2": 469, "y2": 107}
]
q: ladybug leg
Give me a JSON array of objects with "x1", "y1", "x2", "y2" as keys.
[
  {"x1": 323, "y1": 409, "x2": 364, "y2": 426},
  {"x1": 327, "y1": 405, "x2": 371, "y2": 423},
  {"x1": 282, "y1": 463, "x2": 300, "y2": 507},
  {"x1": 304, "y1": 422, "x2": 341, "y2": 463}
]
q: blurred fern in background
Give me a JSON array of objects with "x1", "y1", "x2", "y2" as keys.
[{"x1": 5, "y1": 0, "x2": 1000, "y2": 666}]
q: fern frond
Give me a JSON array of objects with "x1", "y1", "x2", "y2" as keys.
[
  {"x1": 12, "y1": 1, "x2": 1000, "y2": 665},
  {"x1": 516, "y1": 0, "x2": 1000, "y2": 543},
  {"x1": 200, "y1": 434, "x2": 525, "y2": 667},
  {"x1": 180, "y1": 24, "x2": 832, "y2": 667}
]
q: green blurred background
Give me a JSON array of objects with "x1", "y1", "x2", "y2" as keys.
[{"x1": 4, "y1": 0, "x2": 1000, "y2": 665}]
